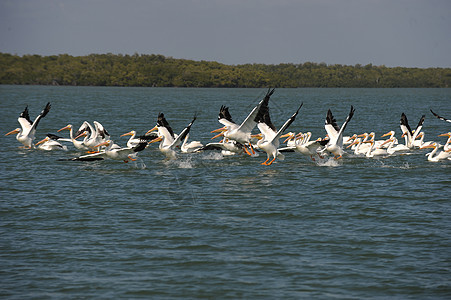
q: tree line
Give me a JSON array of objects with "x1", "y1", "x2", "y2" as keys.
[{"x1": 0, "y1": 52, "x2": 450, "y2": 88}]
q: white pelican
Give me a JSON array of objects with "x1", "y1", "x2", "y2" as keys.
[
  {"x1": 148, "y1": 113, "x2": 197, "y2": 159},
  {"x1": 57, "y1": 124, "x2": 91, "y2": 151},
  {"x1": 35, "y1": 134, "x2": 68, "y2": 151},
  {"x1": 5, "y1": 102, "x2": 51, "y2": 148},
  {"x1": 255, "y1": 101, "x2": 303, "y2": 165},
  {"x1": 430, "y1": 109, "x2": 451, "y2": 123},
  {"x1": 400, "y1": 113, "x2": 425, "y2": 148},
  {"x1": 120, "y1": 130, "x2": 158, "y2": 148},
  {"x1": 362, "y1": 140, "x2": 388, "y2": 157},
  {"x1": 180, "y1": 133, "x2": 204, "y2": 153},
  {"x1": 322, "y1": 105, "x2": 356, "y2": 159},
  {"x1": 420, "y1": 142, "x2": 451, "y2": 162},
  {"x1": 211, "y1": 88, "x2": 275, "y2": 156},
  {"x1": 93, "y1": 139, "x2": 148, "y2": 162},
  {"x1": 380, "y1": 137, "x2": 410, "y2": 155}
]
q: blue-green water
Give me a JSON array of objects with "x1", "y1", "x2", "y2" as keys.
[{"x1": 1, "y1": 86, "x2": 450, "y2": 299}]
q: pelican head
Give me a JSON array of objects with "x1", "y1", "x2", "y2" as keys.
[
  {"x1": 95, "y1": 140, "x2": 112, "y2": 148},
  {"x1": 5, "y1": 128, "x2": 20, "y2": 136},
  {"x1": 35, "y1": 136, "x2": 50, "y2": 146},
  {"x1": 120, "y1": 130, "x2": 136, "y2": 137},
  {"x1": 57, "y1": 124, "x2": 72, "y2": 132},
  {"x1": 74, "y1": 131, "x2": 88, "y2": 140},
  {"x1": 381, "y1": 131, "x2": 394, "y2": 138}
]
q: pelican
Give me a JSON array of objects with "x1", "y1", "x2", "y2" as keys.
[
  {"x1": 362, "y1": 140, "x2": 388, "y2": 157},
  {"x1": 5, "y1": 102, "x2": 51, "y2": 148},
  {"x1": 255, "y1": 100, "x2": 303, "y2": 165},
  {"x1": 322, "y1": 105, "x2": 356, "y2": 159},
  {"x1": 400, "y1": 113, "x2": 425, "y2": 148},
  {"x1": 148, "y1": 113, "x2": 197, "y2": 159},
  {"x1": 211, "y1": 88, "x2": 275, "y2": 156},
  {"x1": 92, "y1": 139, "x2": 148, "y2": 162},
  {"x1": 57, "y1": 124, "x2": 91, "y2": 151},
  {"x1": 120, "y1": 130, "x2": 158, "y2": 148},
  {"x1": 180, "y1": 133, "x2": 204, "y2": 153},
  {"x1": 35, "y1": 134, "x2": 68, "y2": 151},
  {"x1": 420, "y1": 142, "x2": 451, "y2": 162},
  {"x1": 430, "y1": 109, "x2": 451, "y2": 123},
  {"x1": 380, "y1": 137, "x2": 410, "y2": 155}
]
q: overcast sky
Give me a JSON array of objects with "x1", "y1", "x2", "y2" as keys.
[{"x1": 0, "y1": 0, "x2": 450, "y2": 68}]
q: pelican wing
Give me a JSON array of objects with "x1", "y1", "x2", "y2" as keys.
[
  {"x1": 400, "y1": 113, "x2": 412, "y2": 137},
  {"x1": 335, "y1": 105, "x2": 355, "y2": 147},
  {"x1": 93, "y1": 121, "x2": 110, "y2": 139},
  {"x1": 324, "y1": 109, "x2": 340, "y2": 140},
  {"x1": 18, "y1": 106, "x2": 32, "y2": 132},
  {"x1": 218, "y1": 105, "x2": 237, "y2": 127},
  {"x1": 271, "y1": 103, "x2": 303, "y2": 143},
  {"x1": 170, "y1": 115, "x2": 196, "y2": 148},
  {"x1": 71, "y1": 151, "x2": 106, "y2": 161},
  {"x1": 430, "y1": 109, "x2": 451, "y2": 123},
  {"x1": 237, "y1": 88, "x2": 275, "y2": 134},
  {"x1": 412, "y1": 115, "x2": 425, "y2": 140},
  {"x1": 24, "y1": 102, "x2": 51, "y2": 136}
]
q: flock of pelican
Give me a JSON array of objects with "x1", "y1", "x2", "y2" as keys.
[{"x1": 5, "y1": 89, "x2": 451, "y2": 164}]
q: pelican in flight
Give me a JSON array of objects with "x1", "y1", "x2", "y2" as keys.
[
  {"x1": 400, "y1": 113, "x2": 425, "y2": 148},
  {"x1": 5, "y1": 102, "x2": 51, "y2": 148},
  {"x1": 211, "y1": 88, "x2": 275, "y2": 156},
  {"x1": 430, "y1": 109, "x2": 451, "y2": 123},
  {"x1": 322, "y1": 105, "x2": 356, "y2": 159},
  {"x1": 35, "y1": 133, "x2": 68, "y2": 151},
  {"x1": 255, "y1": 100, "x2": 303, "y2": 165},
  {"x1": 148, "y1": 113, "x2": 197, "y2": 159}
]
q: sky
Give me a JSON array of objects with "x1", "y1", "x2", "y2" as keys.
[{"x1": 0, "y1": 0, "x2": 450, "y2": 68}]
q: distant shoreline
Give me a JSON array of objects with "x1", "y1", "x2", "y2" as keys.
[{"x1": 1, "y1": 53, "x2": 450, "y2": 88}]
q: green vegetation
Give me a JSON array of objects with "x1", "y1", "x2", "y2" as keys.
[{"x1": 1, "y1": 52, "x2": 450, "y2": 88}]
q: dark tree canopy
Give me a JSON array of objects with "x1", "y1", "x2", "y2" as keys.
[{"x1": 0, "y1": 53, "x2": 450, "y2": 88}]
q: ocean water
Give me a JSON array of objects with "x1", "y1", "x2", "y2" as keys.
[{"x1": 0, "y1": 85, "x2": 450, "y2": 299}]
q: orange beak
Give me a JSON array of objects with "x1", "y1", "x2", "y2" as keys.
[
  {"x1": 57, "y1": 125, "x2": 71, "y2": 132},
  {"x1": 211, "y1": 132, "x2": 225, "y2": 140},
  {"x1": 120, "y1": 131, "x2": 134, "y2": 137},
  {"x1": 74, "y1": 131, "x2": 88, "y2": 140},
  {"x1": 5, "y1": 128, "x2": 20, "y2": 136},
  {"x1": 148, "y1": 136, "x2": 162, "y2": 144},
  {"x1": 35, "y1": 137, "x2": 49, "y2": 146},
  {"x1": 146, "y1": 126, "x2": 158, "y2": 135},
  {"x1": 211, "y1": 126, "x2": 226, "y2": 133}
]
